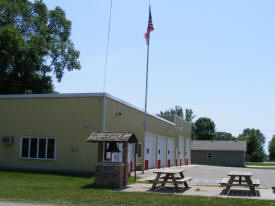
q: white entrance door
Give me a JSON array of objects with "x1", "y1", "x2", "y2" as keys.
[
  {"x1": 178, "y1": 136, "x2": 185, "y2": 166},
  {"x1": 167, "y1": 137, "x2": 175, "y2": 166},
  {"x1": 112, "y1": 143, "x2": 123, "y2": 162},
  {"x1": 185, "y1": 137, "x2": 191, "y2": 164},
  {"x1": 157, "y1": 135, "x2": 166, "y2": 168},
  {"x1": 144, "y1": 133, "x2": 156, "y2": 169}
]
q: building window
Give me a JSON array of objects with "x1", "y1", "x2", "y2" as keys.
[
  {"x1": 207, "y1": 152, "x2": 213, "y2": 159},
  {"x1": 20, "y1": 136, "x2": 56, "y2": 160}
]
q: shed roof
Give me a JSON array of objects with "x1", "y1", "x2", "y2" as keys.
[
  {"x1": 191, "y1": 140, "x2": 246, "y2": 151},
  {"x1": 86, "y1": 132, "x2": 138, "y2": 143}
]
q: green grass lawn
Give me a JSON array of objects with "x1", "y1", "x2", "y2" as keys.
[
  {"x1": 0, "y1": 170, "x2": 274, "y2": 206},
  {"x1": 246, "y1": 162, "x2": 275, "y2": 166}
]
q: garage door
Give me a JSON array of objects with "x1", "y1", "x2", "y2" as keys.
[
  {"x1": 185, "y1": 137, "x2": 191, "y2": 165},
  {"x1": 157, "y1": 135, "x2": 166, "y2": 168},
  {"x1": 167, "y1": 137, "x2": 175, "y2": 167},
  {"x1": 144, "y1": 133, "x2": 156, "y2": 169},
  {"x1": 178, "y1": 136, "x2": 185, "y2": 166}
]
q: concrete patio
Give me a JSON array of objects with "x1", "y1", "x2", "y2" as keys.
[
  {"x1": 131, "y1": 164, "x2": 275, "y2": 187},
  {"x1": 126, "y1": 164, "x2": 275, "y2": 200},
  {"x1": 118, "y1": 183, "x2": 274, "y2": 200}
]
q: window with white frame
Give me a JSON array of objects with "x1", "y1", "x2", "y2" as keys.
[
  {"x1": 207, "y1": 152, "x2": 213, "y2": 159},
  {"x1": 20, "y1": 136, "x2": 56, "y2": 160}
]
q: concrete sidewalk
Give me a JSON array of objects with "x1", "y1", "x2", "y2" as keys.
[{"x1": 118, "y1": 183, "x2": 275, "y2": 200}]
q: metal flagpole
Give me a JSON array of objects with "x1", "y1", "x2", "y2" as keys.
[
  {"x1": 142, "y1": 41, "x2": 150, "y2": 174},
  {"x1": 142, "y1": 2, "x2": 154, "y2": 175}
]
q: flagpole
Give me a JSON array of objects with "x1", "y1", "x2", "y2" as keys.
[
  {"x1": 142, "y1": 41, "x2": 150, "y2": 174},
  {"x1": 142, "y1": 3, "x2": 154, "y2": 174}
]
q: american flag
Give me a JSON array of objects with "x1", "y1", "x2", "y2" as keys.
[{"x1": 144, "y1": 6, "x2": 154, "y2": 45}]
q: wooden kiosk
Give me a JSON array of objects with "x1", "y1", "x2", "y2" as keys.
[{"x1": 86, "y1": 132, "x2": 138, "y2": 188}]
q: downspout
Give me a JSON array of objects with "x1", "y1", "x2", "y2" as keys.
[
  {"x1": 101, "y1": 94, "x2": 107, "y2": 162},
  {"x1": 102, "y1": 94, "x2": 106, "y2": 132}
]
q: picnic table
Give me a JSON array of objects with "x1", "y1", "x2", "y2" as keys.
[
  {"x1": 146, "y1": 168, "x2": 192, "y2": 190},
  {"x1": 219, "y1": 171, "x2": 260, "y2": 196}
]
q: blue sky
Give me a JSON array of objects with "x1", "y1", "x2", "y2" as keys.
[{"x1": 43, "y1": 0, "x2": 275, "y2": 152}]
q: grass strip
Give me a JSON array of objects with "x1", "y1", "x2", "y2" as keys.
[{"x1": 0, "y1": 170, "x2": 274, "y2": 206}]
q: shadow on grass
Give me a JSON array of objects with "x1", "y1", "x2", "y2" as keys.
[
  {"x1": 0, "y1": 168, "x2": 94, "y2": 178},
  {"x1": 219, "y1": 188, "x2": 261, "y2": 197},
  {"x1": 80, "y1": 183, "x2": 122, "y2": 190}
]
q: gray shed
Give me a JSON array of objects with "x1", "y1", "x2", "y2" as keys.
[{"x1": 191, "y1": 140, "x2": 247, "y2": 167}]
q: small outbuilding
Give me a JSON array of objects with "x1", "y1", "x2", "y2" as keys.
[
  {"x1": 86, "y1": 132, "x2": 138, "y2": 187},
  {"x1": 191, "y1": 140, "x2": 247, "y2": 167}
]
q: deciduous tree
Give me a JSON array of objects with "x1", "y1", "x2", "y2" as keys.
[
  {"x1": 193, "y1": 117, "x2": 216, "y2": 140},
  {"x1": 214, "y1": 131, "x2": 234, "y2": 140},
  {"x1": 0, "y1": 0, "x2": 80, "y2": 94},
  {"x1": 238, "y1": 128, "x2": 265, "y2": 162},
  {"x1": 185, "y1": 109, "x2": 196, "y2": 123},
  {"x1": 159, "y1": 106, "x2": 183, "y2": 118},
  {"x1": 268, "y1": 135, "x2": 275, "y2": 161}
]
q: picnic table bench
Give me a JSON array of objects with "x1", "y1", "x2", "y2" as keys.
[
  {"x1": 146, "y1": 168, "x2": 192, "y2": 190},
  {"x1": 219, "y1": 171, "x2": 260, "y2": 196}
]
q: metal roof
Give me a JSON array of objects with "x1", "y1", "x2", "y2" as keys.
[
  {"x1": 191, "y1": 140, "x2": 247, "y2": 151},
  {"x1": 0, "y1": 92, "x2": 176, "y2": 126},
  {"x1": 86, "y1": 132, "x2": 138, "y2": 143}
]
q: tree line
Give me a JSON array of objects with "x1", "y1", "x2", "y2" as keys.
[{"x1": 158, "y1": 106, "x2": 274, "y2": 162}]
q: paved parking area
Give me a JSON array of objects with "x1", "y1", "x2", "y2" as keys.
[
  {"x1": 133, "y1": 164, "x2": 275, "y2": 188},
  {"x1": 118, "y1": 183, "x2": 274, "y2": 200}
]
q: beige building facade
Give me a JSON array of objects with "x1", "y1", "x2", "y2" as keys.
[{"x1": 0, "y1": 93, "x2": 192, "y2": 173}]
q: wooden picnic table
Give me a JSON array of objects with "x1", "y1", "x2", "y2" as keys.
[
  {"x1": 146, "y1": 168, "x2": 192, "y2": 190},
  {"x1": 219, "y1": 171, "x2": 260, "y2": 196}
]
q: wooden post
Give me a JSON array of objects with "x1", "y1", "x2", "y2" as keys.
[
  {"x1": 98, "y1": 142, "x2": 104, "y2": 162},
  {"x1": 122, "y1": 142, "x2": 128, "y2": 186}
]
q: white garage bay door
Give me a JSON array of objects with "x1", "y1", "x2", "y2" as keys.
[
  {"x1": 144, "y1": 133, "x2": 156, "y2": 169},
  {"x1": 178, "y1": 136, "x2": 185, "y2": 166},
  {"x1": 167, "y1": 137, "x2": 175, "y2": 167},
  {"x1": 157, "y1": 135, "x2": 167, "y2": 168},
  {"x1": 185, "y1": 137, "x2": 191, "y2": 164}
]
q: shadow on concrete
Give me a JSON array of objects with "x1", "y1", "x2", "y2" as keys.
[
  {"x1": 148, "y1": 186, "x2": 191, "y2": 194},
  {"x1": 219, "y1": 188, "x2": 261, "y2": 197}
]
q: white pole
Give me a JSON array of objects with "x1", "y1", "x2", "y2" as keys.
[{"x1": 142, "y1": 43, "x2": 150, "y2": 174}]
